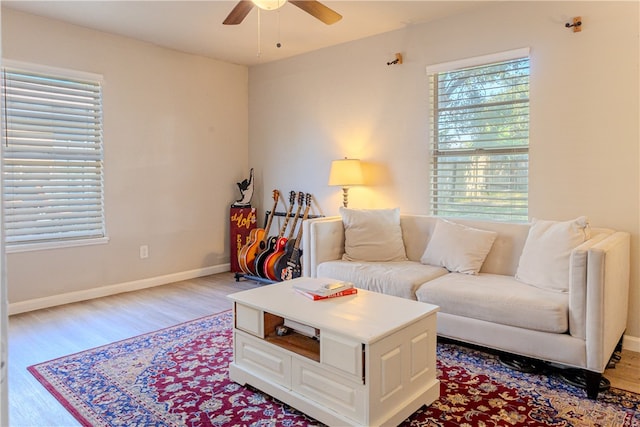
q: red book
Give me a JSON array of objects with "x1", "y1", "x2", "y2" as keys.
[{"x1": 295, "y1": 287, "x2": 358, "y2": 301}]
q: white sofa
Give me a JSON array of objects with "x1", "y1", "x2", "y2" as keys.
[{"x1": 302, "y1": 212, "x2": 631, "y2": 399}]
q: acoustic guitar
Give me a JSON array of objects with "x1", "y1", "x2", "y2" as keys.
[
  {"x1": 237, "y1": 225, "x2": 257, "y2": 275},
  {"x1": 264, "y1": 191, "x2": 304, "y2": 280},
  {"x1": 237, "y1": 208, "x2": 261, "y2": 275},
  {"x1": 238, "y1": 189, "x2": 279, "y2": 276},
  {"x1": 279, "y1": 193, "x2": 312, "y2": 281}
]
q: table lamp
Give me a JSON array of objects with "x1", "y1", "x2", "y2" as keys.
[{"x1": 328, "y1": 158, "x2": 364, "y2": 208}]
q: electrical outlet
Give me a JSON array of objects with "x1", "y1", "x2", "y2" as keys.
[{"x1": 139, "y1": 245, "x2": 149, "y2": 259}]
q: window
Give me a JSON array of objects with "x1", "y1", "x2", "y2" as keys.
[
  {"x1": 1, "y1": 62, "x2": 106, "y2": 249},
  {"x1": 427, "y1": 49, "x2": 530, "y2": 221}
]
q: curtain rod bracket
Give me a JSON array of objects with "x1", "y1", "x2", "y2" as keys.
[
  {"x1": 565, "y1": 17, "x2": 582, "y2": 32},
  {"x1": 387, "y1": 53, "x2": 403, "y2": 66}
]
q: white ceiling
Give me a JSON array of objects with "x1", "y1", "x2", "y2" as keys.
[{"x1": 4, "y1": 1, "x2": 487, "y2": 66}]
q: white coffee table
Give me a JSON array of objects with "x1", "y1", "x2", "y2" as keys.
[{"x1": 228, "y1": 277, "x2": 440, "y2": 426}]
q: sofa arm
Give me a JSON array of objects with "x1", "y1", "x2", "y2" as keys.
[
  {"x1": 585, "y1": 231, "x2": 631, "y2": 372},
  {"x1": 568, "y1": 233, "x2": 610, "y2": 340},
  {"x1": 302, "y1": 216, "x2": 344, "y2": 278}
]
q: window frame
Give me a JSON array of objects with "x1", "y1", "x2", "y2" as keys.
[
  {"x1": 426, "y1": 48, "x2": 530, "y2": 222},
  {"x1": 1, "y1": 60, "x2": 108, "y2": 253}
]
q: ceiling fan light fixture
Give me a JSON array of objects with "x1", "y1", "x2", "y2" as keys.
[
  {"x1": 224, "y1": 0, "x2": 341, "y2": 26},
  {"x1": 252, "y1": 0, "x2": 287, "y2": 11}
]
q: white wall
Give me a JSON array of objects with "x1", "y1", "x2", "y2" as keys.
[
  {"x1": 249, "y1": 2, "x2": 640, "y2": 339},
  {"x1": 2, "y1": 8, "x2": 249, "y2": 308}
]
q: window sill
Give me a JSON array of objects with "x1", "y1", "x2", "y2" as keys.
[{"x1": 6, "y1": 237, "x2": 110, "y2": 254}]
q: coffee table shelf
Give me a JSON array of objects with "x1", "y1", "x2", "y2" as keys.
[{"x1": 265, "y1": 333, "x2": 320, "y2": 362}]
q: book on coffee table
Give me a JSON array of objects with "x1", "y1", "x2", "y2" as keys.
[
  {"x1": 292, "y1": 279, "x2": 354, "y2": 297},
  {"x1": 295, "y1": 287, "x2": 358, "y2": 301}
]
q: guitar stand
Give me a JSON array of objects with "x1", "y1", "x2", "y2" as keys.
[
  {"x1": 234, "y1": 272, "x2": 276, "y2": 285},
  {"x1": 234, "y1": 209, "x2": 323, "y2": 285},
  {"x1": 265, "y1": 210, "x2": 324, "y2": 222}
]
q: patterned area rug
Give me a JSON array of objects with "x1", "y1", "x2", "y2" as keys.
[{"x1": 29, "y1": 311, "x2": 639, "y2": 426}]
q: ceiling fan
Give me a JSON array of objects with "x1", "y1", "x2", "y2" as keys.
[{"x1": 223, "y1": 0, "x2": 342, "y2": 25}]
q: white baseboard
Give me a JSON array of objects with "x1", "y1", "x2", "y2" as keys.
[
  {"x1": 623, "y1": 334, "x2": 640, "y2": 353},
  {"x1": 8, "y1": 264, "x2": 231, "y2": 315}
]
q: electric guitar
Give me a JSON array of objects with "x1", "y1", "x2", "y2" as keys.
[
  {"x1": 279, "y1": 193, "x2": 312, "y2": 281},
  {"x1": 264, "y1": 191, "x2": 304, "y2": 280},
  {"x1": 254, "y1": 190, "x2": 288, "y2": 278},
  {"x1": 239, "y1": 189, "x2": 279, "y2": 276}
]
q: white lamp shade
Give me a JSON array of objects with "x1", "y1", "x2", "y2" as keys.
[{"x1": 328, "y1": 158, "x2": 364, "y2": 187}]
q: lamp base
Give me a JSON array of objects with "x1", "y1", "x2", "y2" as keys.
[{"x1": 342, "y1": 187, "x2": 349, "y2": 208}]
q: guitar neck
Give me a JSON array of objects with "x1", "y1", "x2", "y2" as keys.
[
  {"x1": 261, "y1": 196, "x2": 279, "y2": 245},
  {"x1": 286, "y1": 207, "x2": 303, "y2": 239},
  {"x1": 293, "y1": 207, "x2": 311, "y2": 250},
  {"x1": 279, "y1": 206, "x2": 295, "y2": 238},
  {"x1": 292, "y1": 193, "x2": 313, "y2": 250},
  {"x1": 286, "y1": 192, "x2": 304, "y2": 239}
]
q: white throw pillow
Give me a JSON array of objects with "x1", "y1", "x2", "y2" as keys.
[
  {"x1": 420, "y1": 219, "x2": 497, "y2": 275},
  {"x1": 515, "y1": 216, "x2": 591, "y2": 292},
  {"x1": 340, "y1": 207, "x2": 408, "y2": 262}
]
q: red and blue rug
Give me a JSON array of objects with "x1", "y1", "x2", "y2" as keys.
[{"x1": 28, "y1": 311, "x2": 639, "y2": 426}]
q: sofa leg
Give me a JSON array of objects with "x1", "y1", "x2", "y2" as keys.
[
  {"x1": 585, "y1": 371, "x2": 602, "y2": 399},
  {"x1": 560, "y1": 369, "x2": 610, "y2": 399},
  {"x1": 608, "y1": 333, "x2": 624, "y2": 368},
  {"x1": 615, "y1": 334, "x2": 624, "y2": 353}
]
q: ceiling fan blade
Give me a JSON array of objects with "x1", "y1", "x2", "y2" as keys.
[
  {"x1": 289, "y1": 1, "x2": 342, "y2": 25},
  {"x1": 223, "y1": 1, "x2": 255, "y2": 25}
]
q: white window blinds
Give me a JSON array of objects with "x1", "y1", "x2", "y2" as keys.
[
  {"x1": 428, "y1": 51, "x2": 530, "y2": 221},
  {"x1": 2, "y1": 64, "x2": 105, "y2": 246}
]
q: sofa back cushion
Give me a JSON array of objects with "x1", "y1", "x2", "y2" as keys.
[
  {"x1": 515, "y1": 216, "x2": 591, "y2": 292},
  {"x1": 400, "y1": 215, "x2": 530, "y2": 276},
  {"x1": 341, "y1": 207, "x2": 408, "y2": 262},
  {"x1": 420, "y1": 219, "x2": 497, "y2": 275}
]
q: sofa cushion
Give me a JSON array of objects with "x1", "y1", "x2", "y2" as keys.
[
  {"x1": 515, "y1": 216, "x2": 590, "y2": 292},
  {"x1": 420, "y1": 219, "x2": 497, "y2": 275},
  {"x1": 317, "y1": 260, "x2": 448, "y2": 300},
  {"x1": 340, "y1": 207, "x2": 408, "y2": 262},
  {"x1": 416, "y1": 273, "x2": 569, "y2": 333}
]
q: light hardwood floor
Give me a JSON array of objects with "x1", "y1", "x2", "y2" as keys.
[
  {"x1": 8, "y1": 272, "x2": 260, "y2": 426},
  {"x1": 8, "y1": 272, "x2": 640, "y2": 426}
]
